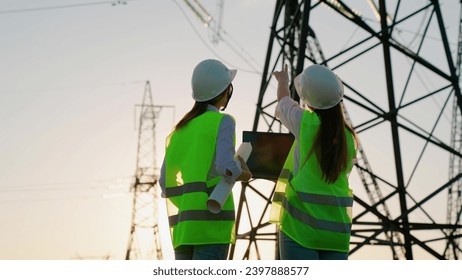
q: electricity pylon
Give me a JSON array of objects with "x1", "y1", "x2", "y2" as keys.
[
  {"x1": 445, "y1": 0, "x2": 462, "y2": 260},
  {"x1": 125, "y1": 81, "x2": 173, "y2": 260},
  {"x1": 231, "y1": 0, "x2": 462, "y2": 260}
]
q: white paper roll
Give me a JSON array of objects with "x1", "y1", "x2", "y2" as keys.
[
  {"x1": 235, "y1": 142, "x2": 252, "y2": 162},
  {"x1": 206, "y1": 180, "x2": 233, "y2": 214},
  {"x1": 207, "y1": 142, "x2": 252, "y2": 214}
]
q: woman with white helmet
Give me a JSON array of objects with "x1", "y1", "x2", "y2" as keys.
[
  {"x1": 159, "y1": 59, "x2": 252, "y2": 260},
  {"x1": 271, "y1": 64, "x2": 358, "y2": 260}
]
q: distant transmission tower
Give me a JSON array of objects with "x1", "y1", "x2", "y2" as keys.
[{"x1": 125, "y1": 81, "x2": 172, "y2": 260}]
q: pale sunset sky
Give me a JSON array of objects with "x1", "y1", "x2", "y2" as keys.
[{"x1": 0, "y1": 0, "x2": 460, "y2": 261}]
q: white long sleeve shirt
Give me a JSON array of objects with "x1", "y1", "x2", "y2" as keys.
[{"x1": 275, "y1": 96, "x2": 304, "y2": 175}]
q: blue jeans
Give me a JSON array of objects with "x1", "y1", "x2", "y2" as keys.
[
  {"x1": 279, "y1": 231, "x2": 348, "y2": 260},
  {"x1": 174, "y1": 244, "x2": 230, "y2": 260}
]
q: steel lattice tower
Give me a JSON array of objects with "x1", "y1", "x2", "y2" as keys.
[
  {"x1": 230, "y1": 0, "x2": 462, "y2": 260},
  {"x1": 446, "y1": 0, "x2": 462, "y2": 260},
  {"x1": 126, "y1": 81, "x2": 163, "y2": 260}
]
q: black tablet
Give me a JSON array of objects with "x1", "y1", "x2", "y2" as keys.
[{"x1": 242, "y1": 131, "x2": 295, "y2": 180}]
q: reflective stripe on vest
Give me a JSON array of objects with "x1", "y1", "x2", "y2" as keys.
[
  {"x1": 169, "y1": 210, "x2": 235, "y2": 226},
  {"x1": 165, "y1": 182, "x2": 209, "y2": 197},
  {"x1": 297, "y1": 192, "x2": 353, "y2": 207},
  {"x1": 282, "y1": 197, "x2": 352, "y2": 233}
]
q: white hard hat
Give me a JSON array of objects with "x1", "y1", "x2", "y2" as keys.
[
  {"x1": 191, "y1": 59, "x2": 237, "y2": 102},
  {"x1": 294, "y1": 64, "x2": 344, "y2": 110}
]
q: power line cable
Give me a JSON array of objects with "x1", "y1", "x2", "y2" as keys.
[
  {"x1": 0, "y1": 80, "x2": 146, "y2": 95},
  {"x1": 171, "y1": 0, "x2": 261, "y2": 75},
  {"x1": 0, "y1": 0, "x2": 137, "y2": 14},
  {"x1": 0, "y1": 176, "x2": 134, "y2": 192},
  {"x1": 361, "y1": 12, "x2": 457, "y2": 47},
  {"x1": 171, "y1": 0, "x2": 232, "y2": 66},
  {"x1": 0, "y1": 193, "x2": 130, "y2": 204},
  {"x1": 195, "y1": 2, "x2": 263, "y2": 73},
  {"x1": 221, "y1": 31, "x2": 262, "y2": 73}
]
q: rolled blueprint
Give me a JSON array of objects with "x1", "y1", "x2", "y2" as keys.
[{"x1": 207, "y1": 142, "x2": 252, "y2": 214}]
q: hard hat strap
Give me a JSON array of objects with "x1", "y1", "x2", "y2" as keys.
[{"x1": 220, "y1": 84, "x2": 233, "y2": 111}]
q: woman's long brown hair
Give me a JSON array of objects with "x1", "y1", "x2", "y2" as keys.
[
  {"x1": 312, "y1": 103, "x2": 357, "y2": 183},
  {"x1": 174, "y1": 85, "x2": 230, "y2": 130},
  {"x1": 174, "y1": 101, "x2": 209, "y2": 130}
]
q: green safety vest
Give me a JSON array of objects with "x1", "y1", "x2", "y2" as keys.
[
  {"x1": 271, "y1": 110, "x2": 356, "y2": 252},
  {"x1": 164, "y1": 111, "x2": 236, "y2": 248}
]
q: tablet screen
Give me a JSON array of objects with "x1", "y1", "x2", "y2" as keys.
[{"x1": 242, "y1": 131, "x2": 295, "y2": 180}]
